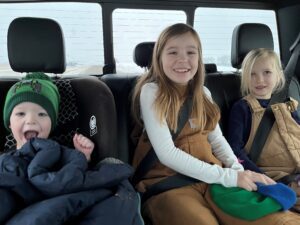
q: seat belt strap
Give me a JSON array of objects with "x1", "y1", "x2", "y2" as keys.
[
  {"x1": 132, "y1": 95, "x2": 193, "y2": 185},
  {"x1": 141, "y1": 174, "x2": 198, "y2": 203}
]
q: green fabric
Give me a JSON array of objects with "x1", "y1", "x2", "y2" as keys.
[
  {"x1": 210, "y1": 184, "x2": 281, "y2": 221},
  {"x1": 3, "y1": 72, "x2": 60, "y2": 131}
]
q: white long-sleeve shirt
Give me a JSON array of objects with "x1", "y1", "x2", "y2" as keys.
[{"x1": 140, "y1": 82, "x2": 244, "y2": 187}]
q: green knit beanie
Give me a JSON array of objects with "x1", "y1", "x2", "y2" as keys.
[
  {"x1": 210, "y1": 184, "x2": 281, "y2": 221},
  {"x1": 3, "y1": 72, "x2": 60, "y2": 132}
]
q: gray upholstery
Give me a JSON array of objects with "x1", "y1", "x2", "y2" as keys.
[
  {"x1": 285, "y1": 31, "x2": 300, "y2": 79},
  {"x1": 285, "y1": 31, "x2": 300, "y2": 115}
]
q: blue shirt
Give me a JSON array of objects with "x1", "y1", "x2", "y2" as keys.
[{"x1": 227, "y1": 98, "x2": 300, "y2": 173}]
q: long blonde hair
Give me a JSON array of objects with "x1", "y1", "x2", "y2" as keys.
[
  {"x1": 131, "y1": 23, "x2": 219, "y2": 132},
  {"x1": 241, "y1": 48, "x2": 285, "y2": 96}
]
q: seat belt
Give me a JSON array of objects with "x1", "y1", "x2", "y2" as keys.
[
  {"x1": 249, "y1": 43, "x2": 300, "y2": 163},
  {"x1": 141, "y1": 174, "x2": 198, "y2": 203},
  {"x1": 133, "y1": 93, "x2": 210, "y2": 203},
  {"x1": 132, "y1": 94, "x2": 193, "y2": 186}
]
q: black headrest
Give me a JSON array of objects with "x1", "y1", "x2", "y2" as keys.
[
  {"x1": 205, "y1": 63, "x2": 217, "y2": 73},
  {"x1": 7, "y1": 17, "x2": 65, "y2": 74},
  {"x1": 133, "y1": 42, "x2": 155, "y2": 69},
  {"x1": 133, "y1": 41, "x2": 218, "y2": 73},
  {"x1": 231, "y1": 23, "x2": 274, "y2": 69}
]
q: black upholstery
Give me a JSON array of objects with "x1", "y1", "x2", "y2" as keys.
[
  {"x1": 231, "y1": 23, "x2": 274, "y2": 69},
  {"x1": 1, "y1": 17, "x2": 118, "y2": 164},
  {"x1": 101, "y1": 74, "x2": 138, "y2": 163},
  {"x1": 134, "y1": 42, "x2": 155, "y2": 69},
  {"x1": 7, "y1": 17, "x2": 65, "y2": 73},
  {"x1": 0, "y1": 79, "x2": 19, "y2": 151},
  {"x1": 205, "y1": 63, "x2": 218, "y2": 73},
  {"x1": 204, "y1": 74, "x2": 242, "y2": 137},
  {"x1": 51, "y1": 77, "x2": 118, "y2": 164}
]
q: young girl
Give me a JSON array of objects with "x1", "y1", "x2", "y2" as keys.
[
  {"x1": 131, "y1": 24, "x2": 300, "y2": 224},
  {"x1": 228, "y1": 48, "x2": 300, "y2": 212}
]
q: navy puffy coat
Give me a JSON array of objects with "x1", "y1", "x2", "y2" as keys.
[{"x1": 0, "y1": 138, "x2": 143, "y2": 225}]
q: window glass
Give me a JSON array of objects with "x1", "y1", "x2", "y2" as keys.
[
  {"x1": 194, "y1": 8, "x2": 279, "y2": 71},
  {"x1": 113, "y1": 9, "x2": 186, "y2": 74},
  {"x1": 0, "y1": 3, "x2": 103, "y2": 77}
]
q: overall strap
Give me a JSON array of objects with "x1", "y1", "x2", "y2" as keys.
[{"x1": 132, "y1": 95, "x2": 193, "y2": 186}]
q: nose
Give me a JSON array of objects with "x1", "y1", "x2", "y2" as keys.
[
  {"x1": 25, "y1": 113, "x2": 37, "y2": 124},
  {"x1": 255, "y1": 74, "x2": 264, "y2": 83},
  {"x1": 177, "y1": 52, "x2": 188, "y2": 61}
]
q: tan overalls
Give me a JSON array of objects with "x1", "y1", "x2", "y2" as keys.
[
  {"x1": 133, "y1": 105, "x2": 300, "y2": 225},
  {"x1": 244, "y1": 95, "x2": 300, "y2": 212}
]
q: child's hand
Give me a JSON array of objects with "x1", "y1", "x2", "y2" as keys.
[
  {"x1": 73, "y1": 133, "x2": 94, "y2": 161},
  {"x1": 237, "y1": 170, "x2": 276, "y2": 191}
]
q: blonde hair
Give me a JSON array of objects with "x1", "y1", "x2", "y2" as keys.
[
  {"x1": 241, "y1": 48, "x2": 285, "y2": 96},
  {"x1": 131, "y1": 23, "x2": 219, "y2": 132}
]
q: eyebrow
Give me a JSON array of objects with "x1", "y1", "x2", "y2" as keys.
[{"x1": 165, "y1": 45, "x2": 198, "y2": 51}]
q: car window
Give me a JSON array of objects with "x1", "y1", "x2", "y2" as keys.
[
  {"x1": 0, "y1": 2, "x2": 103, "y2": 77},
  {"x1": 113, "y1": 9, "x2": 186, "y2": 74},
  {"x1": 194, "y1": 8, "x2": 279, "y2": 71}
]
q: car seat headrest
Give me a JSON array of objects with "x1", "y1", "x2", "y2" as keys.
[
  {"x1": 231, "y1": 23, "x2": 274, "y2": 69},
  {"x1": 133, "y1": 42, "x2": 155, "y2": 69},
  {"x1": 7, "y1": 17, "x2": 65, "y2": 74}
]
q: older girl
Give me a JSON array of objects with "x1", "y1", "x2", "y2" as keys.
[{"x1": 132, "y1": 24, "x2": 300, "y2": 224}]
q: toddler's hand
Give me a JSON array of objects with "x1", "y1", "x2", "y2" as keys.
[{"x1": 73, "y1": 133, "x2": 94, "y2": 161}]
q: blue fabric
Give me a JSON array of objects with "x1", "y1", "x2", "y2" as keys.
[
  {"x1": 0, "y1": 138, "x2": 144, "y2": 225},
  {"x1": 256, "y1": 182, "x2": 297, "y2": 210},
  {"x1": 227, "y1": 98, "x2": 262, "y2": 172}
]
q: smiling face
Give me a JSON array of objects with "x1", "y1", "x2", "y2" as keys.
[
  {"x1": 161, "y1": 32, "x2": 199, "y2": 85},
  {"x1": 249, "y1": 56, "x2": 277, "y2": 99},
  {"x1": 9, "y1": 102, "x2": 52, "y2": 149}
]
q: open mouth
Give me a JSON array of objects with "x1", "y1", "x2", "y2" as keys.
[{"x1": 24, "y1": 130, "x2": 39, "y2": 140}]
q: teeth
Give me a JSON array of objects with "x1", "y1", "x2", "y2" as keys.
[{"x1": 175, "y1": 69, "x2": 189, "y2": 72}]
